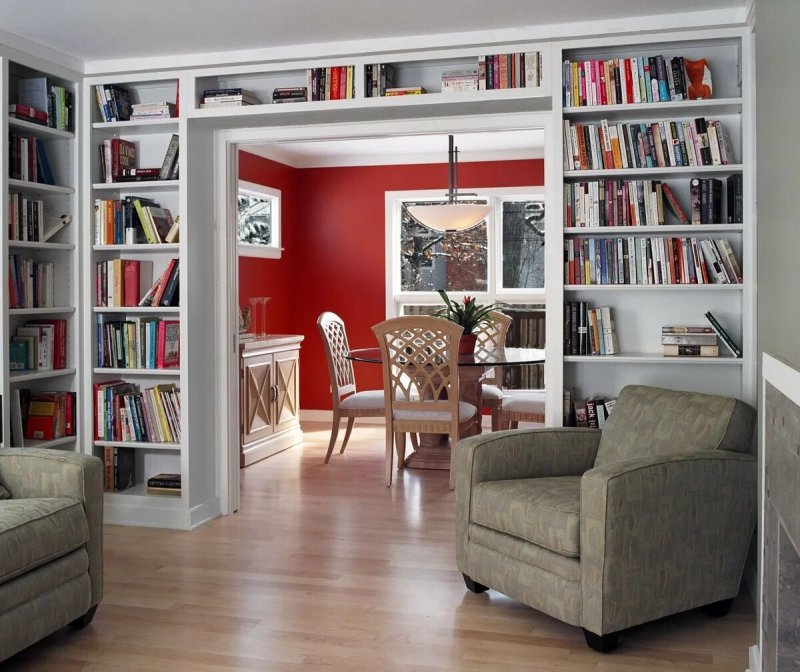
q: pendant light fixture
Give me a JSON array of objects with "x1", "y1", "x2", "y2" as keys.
[{"x1": 406, "y1": 135, "x2": 492, "y2": 232}]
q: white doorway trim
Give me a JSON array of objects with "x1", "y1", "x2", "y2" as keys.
[{"x1": 214, "y1": 111, "x2": 551, "y2": 516}]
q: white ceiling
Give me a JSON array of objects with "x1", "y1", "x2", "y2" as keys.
[
  {"x1": 0, "y1": 0, "x2": 747, "y2": 65},
  {"x1": 244, "y1": 130, "x2": 544, "y2": 168}
]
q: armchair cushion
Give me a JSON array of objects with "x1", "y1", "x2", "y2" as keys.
[
  {"x1": 473, "y1": 476, "x2": 581, "y2": 557},
  {"x1": 0, "y1": 498, "x2": 88, "y2": 583},
  {"x1": 595, "y1": 385, "x2": 757, "y2": 466}
]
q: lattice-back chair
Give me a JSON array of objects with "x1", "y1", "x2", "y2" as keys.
[
  {"x1": 317, "y1": 312, "x2": 387, "y2": 463},
  {"x1": 372, "y1": 316, "x2": 478, "y2": 488},
  {"x1": 473, "y1": 311, "x2": 513, "y2": 431}
]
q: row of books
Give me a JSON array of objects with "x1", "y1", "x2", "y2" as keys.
[
  {"x1": 94, "y1": 381, "x2": 181, "y2": 443},
  {"x1": 10, "y1": 319, "x2": 68, "y2": 371},
  {"x1": 94, "y1": 84, "x2": 177, "y2": 121},
  {"x1": 563, "y1": 117, "x2": 734, "y2": 171},
  {"x1": 96, "y1": 259, "x2": 152, "y2": 307},
  {"x1": 200, "y1": 88, "x2": 260, "y2": 108},
  {"x1": 563, "y1": 55, "x2": 693, "y2": 108},
  {"x1": 365, "y1": 64, "x2": 396, "y2": 97},
  {"x1": 479, "y1": 52, "x2": 542, "y2": 90},
  {"x1": 8, "y1": 194, "x2": 70, "y2": 242},
  {"x1": 94, "y1": 197, "x2": 178, "y2": 245},
  {"x1": 17, "y1": 77, "x2": 73, "y2": 131},
  {"x1": 9, "y1": 134, "x2": 56, "y2": 185},
  {"x1": 563, "y1": 391, "x2": 616, "y2": 428},
  {"x1": 100, "y1": 134, "x2": 179, "y2": 183},
  {"x1": 306, "y1": 66, "x2": 356, "y2": 101},
  {"x1": 96, "y1": 316, "x2": 179, "y2": 369},
  {"x1": 138, "y1": 259, "x2": 180, "y2": 307},
  {"x1": 661, "y1": 325, "x2": 719, "y2": 357},
  {"x1": 14, "y1": 389, "x2": 76, "y2": 443},
  {"x1": 564, "y1": 303, "x2": 619, "y2": 356},
  {"x1": 564, "y1": 236, "x2": 742, "y2": 286},
  {"x1": 103, "y1": 446, "x2": 134, "y2": 491},
  {"x1": 146, "y1": 473, "x2": 181, "y2": 497},
  {"x1": 8, "y1": 256, "x2": 53, "y2": 308}
]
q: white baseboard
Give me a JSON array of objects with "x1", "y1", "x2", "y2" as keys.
[{"x1": 746, "y1": 645, "x2": 760, "y2": 672}]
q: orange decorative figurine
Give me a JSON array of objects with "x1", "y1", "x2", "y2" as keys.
[{"x1": 684, "y1": 58, "x2": 713, "y2": 99}]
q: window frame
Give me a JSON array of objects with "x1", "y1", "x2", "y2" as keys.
[
  {"x1": 385, "y1": 186, "x2": 546, "y2": 318},
  {"x1": 237, "y1": 180, "x2": 282, "y2": 259}
]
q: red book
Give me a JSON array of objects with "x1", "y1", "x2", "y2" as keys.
[
  {"x1": 25, "y1": 394, "x2": 58, "y2": 440},
  {"x1": 339, "y1": 66, "x2": 347, "y2": 99},
  {"x1": 27, "y1": 319, "x2": 67, "y2": 369},
  {"x1": 598, "y1": 60, "x2": 608, "y2": 105},
  {"x1": 65, "y1": 392, "x2": 74, "y2": 436},
  {"x1": 152, "y1": 259, "x2": 177, "y2": 306},
  {"x1": 624, "y1": 58, "x2": 634, "y2": 104},
  {"x1": 330, "y1": 67, "x2": 340, "y2": 100},
  {"x1": 156, "y1": 320, "x2": 180, "y2": 368},
  {"x1": 111, "y1": 138, "x2": 136, "y2": 180},
  {"x1": 9, "y1": 103, "x2": 48, "y2": 123},
  {"x1": 123, "y1": 259, "x2": 140, "y2": 307}
]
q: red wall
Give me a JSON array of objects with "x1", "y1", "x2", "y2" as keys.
[{"x1": 238, "y1": 152, "x2": 544, "y2": 410}]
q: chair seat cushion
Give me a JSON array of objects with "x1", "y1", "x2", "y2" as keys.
[
  {"x1": 481, "y1": 384, "x2": 503, "y2": 401},
  {"x1": 340, "y1": 389, "x2": 385, "y2": 411},
  {"x1": 394, "y1": 401, "x2": 477, "y2": 423},
  {"x1": 0, "y1": 498, "x2": 89, "y2": 583},
  {"x1": 501, "y1": 391, "x2": 546, "y2": 414},
  {"x1": 472, "y1": 476, "x2": 581, "y2": 558}
]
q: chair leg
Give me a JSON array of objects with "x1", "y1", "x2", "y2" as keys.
[
  {"x1": 701, "y1": 598, "x2": 733, "y2": 617},
  {"x1": 410, "y1": 433, "x2": 419, "y2": 452},
  {"x1": 583, "y1": 629, "x2": 619, "y2": 653},
  {"x1": 491, "y1": 407, "x2": 502, "y2": 432},
  {"x1": 510, "y1": 419, "x2": 519, "y2": 430},
  {"x1": 339, "y1": 417, "x2": 356, "y2": 454},
  {"x1": 395, "y1": 432, "x2": 407, "y2": 468},
  {"x1": 385, "y1": 424, "x2": 394, "y2": 487},
  {"x1": 324, "y1": 410, "x2": 341, "y2": 463},
  {"x1": 449, "y1": 431, "x2": 458, "y2": 490}
]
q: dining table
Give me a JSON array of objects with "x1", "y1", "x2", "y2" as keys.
[{"x1": 346, "y1": 346, "x2": 545, "y2": 470}]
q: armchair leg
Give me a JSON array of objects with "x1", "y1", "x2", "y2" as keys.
[
  {"x1": 462, "y1": 573, "x2": 489, "y2": 594},
  {"x1": 69, "y1": 605, "x2": 98, "y2": 629},
  {"x1": 583, "y1": 629, "x2": 619, "y2": 653},
  {"x1": 701, "y1": 598, "x2": 733, "y2": 617}
]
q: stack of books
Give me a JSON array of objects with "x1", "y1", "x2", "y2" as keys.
[
  {"x1": 272, "y1": 87, "x2": 307, "y2": 104},
  {"x1": 200, "y1": 88, "x2": 259, "y2": 108},
  {"x1": 8, "y1": 103, "x2": 48, "y2": 125},
  {"x1": 130, "y1": 102, "x2": 175, "y2": 119},
  {"x1": 385, "y1": 86, "x2": 426, "y2": 96},
  {"x1": 662, "y1": 326, "x2": 718, "y2": 357},
  {"x1": 564, "y1": 302, "x2": 619, "y2": 356},
  {"x1": 147, "y1": 473, "x2": 181, "y2": 497},
  {"x1": 441, "y1": 69, "x2": 479, "y2": 93},
  {"x1": 306, "y1": 66, "x2": 355, "y2": 101}
]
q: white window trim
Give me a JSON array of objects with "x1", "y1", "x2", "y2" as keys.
[
  {"x1": 385, "y1": 185, "x2": 546, "y2": 318},
  {"x1": 238, "y1": 180, "x2": 282, "y2": 259}
]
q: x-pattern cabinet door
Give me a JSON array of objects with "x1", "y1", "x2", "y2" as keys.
[
  {"x1": 273, "y1": 350, "x2": 300, "y2": 434},
  {"x1": 241, "y1": 352, "x2": 274, "y2": 445}
]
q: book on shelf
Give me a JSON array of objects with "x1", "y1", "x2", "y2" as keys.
[
  {"x1": 704, "y1": 311, "x2": 742, "y2": 358},
  {"x1": 306, "y1": 66, "x2": 355, "y2": 101},
  {"x1": 8, "y1": 255, "x2": 54, "y2": 308},
  {"x1": 8, "y1": 103, "x2": 48, "y2": 125},
  {"x1": 130, "y1": 102, "x2": 176, "y2": 119},
  {"x1": 663, "y1": 344, "x2": 719, "y2": 357},
  {"x1": 8, "y1": 134, "x2": 56, "y2": 184},
  {"x1": 95, "y1": 259, "x2": 154, "y2": 307},
  {"x1": 364, "y1": 64, "x2": 396, "y2": 98},
  {"x1": 384, "y1": 87, "x2": 426, "y2": 96},
  {"x1": 441, "y1": 69, "x2": 479, "y2": 93},
  {"x1": 272, "y1": 87, "x2": 308, "y2": 103},
  {"x1": 95, "y1": 84, "x2": 132, "y2": 122},
  {"x1": 201, "y1": 88, "x2": 260, "y2": 107},
  {"x1": 94, "y1": 196, "x2": 160, "y2": 245},
  {"x1": 661, "y1": 184, "x2": 689, "y2": 224},
  {"x1": 95, "y1": 316, "x2": 179, "y2": 369},
  {"x1": 563, "y1": 54, "x2": 694, "y2": 108},
  {"x1": 19, "y1": 77, "x2": 73, "y2": 131},
  {"x1": 102, "y1": 138, "x2": 136, "y2": 183},
  {"x1": 147, "y1": 485, "x2": 181, "y2": 496},
  {"x1": 94, "y1": 381, "x2": 181, "y2": 443},
  {"x1": 563, "y1": 117, "x2": 735, "y2": 171},
  {"x1": 130, "y1": 198, "x2": 176, "y2": 244},
  {"x1": 564, "y1": 179, "x2": 669, "y2": 228},
  {"x1": 689, "y1": 178, "x2": 723, "y2": 224},
  {"x1": 564, "y1": 302, "x2": 618, "y2": 355},
  {"x1": 563, "y1": 236, "x2": 741, "y2": 285},
  {"x1": 661, "y1": 325, "x2": 719, "y2": 357},
  {"x1": 159, "y1": 134, "x2": 179, "y2": 179},
  {"x1": 146, "y1": 473, "x2": 181, "y2": 496},
  {"x1": 103, "y1": 446, "x2": 135, "y2": 492},
  {"x1": 14, "y1": 319, "x2": 68, "y2": 370},
  {"x1": 480, "y1": 52, "x2": 541, "y2": 90},
  {"x1": 565, "y1": 395, "x2": 616, "y2": 428},
  {"x1": 17, "y1": 390, "x2": 76, "y2": 442},
  {"x1": 138, "y1": 258, "x2": 179, "y2": 307},
  {"x1": 726, "y1": 175, "x2": 744, "y2": 223}
]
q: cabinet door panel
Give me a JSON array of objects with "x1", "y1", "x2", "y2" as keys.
[
  {"x1": 274, "y1": 350, "x2": 300, "y2": 433},
  {"x1": 242, "y1": 354, "x2": 273, "y2": 444}
]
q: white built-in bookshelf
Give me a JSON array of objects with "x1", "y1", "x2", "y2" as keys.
[
  {"x1": 1, "y1": 56, "x2": 80, "y2": 452},
  {"x1": 549, "y1": 32, "x2": 754, "y2": 424}
]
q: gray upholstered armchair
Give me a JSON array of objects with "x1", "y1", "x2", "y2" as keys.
[
  {"x1": 0, "y1": 448, "x2": 103, "y2": 662},
  {"x1": 455, "y1": 385, "x2": 757, "y2": 652}
]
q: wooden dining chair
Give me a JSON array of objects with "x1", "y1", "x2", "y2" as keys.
[
  {"x1": 372, "y1": 316, "x2": 478, "y2": 489},
  {"x1": 498, "y1": 390, "x2": 546, "y2": 428},
  {"x1": 474, "y1": 311, "x2": 513, "y2": 431},
  {"x1": 317, "y1": 311, "x2": 387, "y2": 463}
]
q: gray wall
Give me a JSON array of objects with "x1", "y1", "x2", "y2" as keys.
[{"x1": 756, "y1": 0, "x2": 800, "y2": 369}]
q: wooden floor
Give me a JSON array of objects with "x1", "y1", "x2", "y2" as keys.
[{"x1": 11, "y1": 422, "x2": 755, "y2": 671}]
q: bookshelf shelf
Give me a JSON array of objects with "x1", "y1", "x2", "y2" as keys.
[
  {"x1": 563, "y1": 165, "x2": 744, "y2": 179},
  {"x1": 8, "y1": 117, "x2": 75, "y2": 139},
  {"x1": 94, "y1": 440, "x2": 180, "y2": 451},
  {"x1": 9, "y1": 307, "x2": 76, "y2": 315},
  {"x1": 8, "y1": 179, "x2": 74, "y2": 195},
  {"x1": 562, "y1": 97, "x2": 743, "y2": 120},
  {"x1": 564, "y1": 224, "x2": 743, "y2": 235},
  {"x1": 564, "y1": 354, "x2": 744, "y2": 365},
  {"x1": 105, "y1": 483, "x2": 183, "y2": 502},
  {"x1": 93, "y1": 306, "x2": 180, "y2": 314},
  {"x1": 27, "y1": 436, "x2": 78, "y2": 449},
  {"x1": 92, "y1": 180, "x2": 179, "y2": 191},
  {"x1": 564, "y1": 284, "x2": 744, "y2": 291},
  {"x1": 93, "y1": 118, "x2": 179, "y2": 135},
  {"x1": 9, "y1": 368, "x2": 76, "y2": 383},
  {"x1": 8, "y1": 240, "x2": 75, "y2": 251},
  {"x1": 93, "y1": 368, "x2": 180, "y2": 376},
  {"x1": 92, "y1": 243, "x2": 179, "y2": 252}
]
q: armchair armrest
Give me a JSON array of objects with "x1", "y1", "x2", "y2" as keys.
[
  {"x1": 580, "y1": 450, "x2": 756, "y2": 635},
  {"x1": 0, "y1": 448, "x2": 104, "y2": 607},
  {"x1": 455, "y1": 428, "x2": 601, "y2": 568}
]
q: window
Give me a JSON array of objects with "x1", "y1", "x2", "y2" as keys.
[
  {"x1": 387, "y1": 187, "x2": 546, "y2": 390},
  {"x1": 238, "y1": 180, "x2": 281, "y2": 258}
]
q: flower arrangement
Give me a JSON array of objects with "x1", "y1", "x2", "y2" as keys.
[{"x1": 436, "y1": 290, "x2": 496, "y2": 335}]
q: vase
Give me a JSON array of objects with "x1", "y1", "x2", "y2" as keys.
[{"x1": 459, "y1": 333, "x2": 478, "y2": 355}]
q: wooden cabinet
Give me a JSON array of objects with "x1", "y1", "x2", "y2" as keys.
[{"x1": 239, "y1": 335, "x2": 303, "y2": 466}]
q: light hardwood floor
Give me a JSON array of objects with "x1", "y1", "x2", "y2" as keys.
[{"x1": 10, "y1": 422, "x2": 754, "y2": 671}]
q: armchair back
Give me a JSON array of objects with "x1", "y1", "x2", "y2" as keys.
[{"x1": 594, "y1": 385, "x2": 756, "y2": 467}]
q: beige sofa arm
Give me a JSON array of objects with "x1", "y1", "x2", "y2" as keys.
[
  {"x1": 455, "y1": 428, "x2": 601, "y2": 569},
  {"x1": 580, "y1": 450, "x2": 756, "y2": 636},
  {"x1": 0, "y1": 448, "x2": 104, "y2": 607}
]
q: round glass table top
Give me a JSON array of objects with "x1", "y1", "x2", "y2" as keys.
[{"x1": 346, "y1": 347, "x2": 545, "y2": 367}]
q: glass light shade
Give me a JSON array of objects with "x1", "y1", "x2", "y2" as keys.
[{"x1": 406, "y1": 203, "x2": 492, "y2": 232}]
